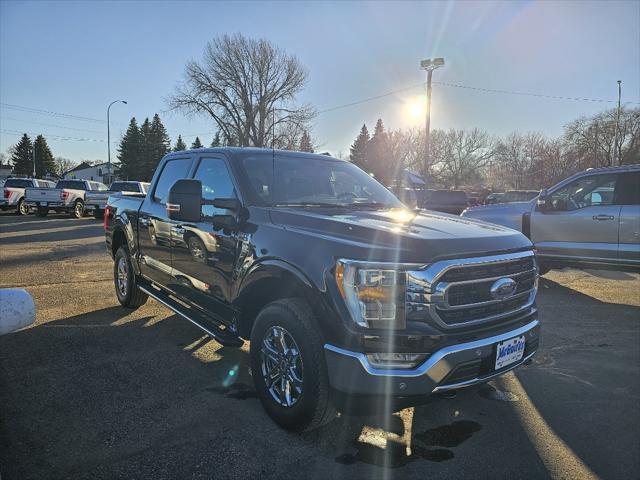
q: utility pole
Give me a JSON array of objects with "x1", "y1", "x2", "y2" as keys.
[
  {"x1": 420, "y1": 58, "x2": 445, "y2": 180},
  {"x1": 614, "y1": 80, "x2": 622, "y2": 166},
  {"x1": 107, "y1": 100, "x2": 127, "y2": 184},
  {"x1": 32, "y1": 142, "x2": 36, "y2": 177}
]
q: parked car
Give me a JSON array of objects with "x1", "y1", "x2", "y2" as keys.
[
  {"x1": 1, "y1": 178, "x2": 55, "y2": 215},
  {"x1": 25, "y1": 179, "x2": 108, "y2": 218},
  {"x1": 105, "y1": 147, "x2": 540, "y2": 431},
  {"x1": 484, "y1": 192, "x2": 504, "y2": 204},
  {"x1": 501, "y1": 190, "x2": 540, "y2": 203},
  {"x1": 422, "y1": 189, "x2": 469, "y2": 215},
  {"x1": 85, "y1": 181, "x2": 150, "y2": 219},
  {"x1": 462, "y1": 165, "x2": 640, "y2": 274}
]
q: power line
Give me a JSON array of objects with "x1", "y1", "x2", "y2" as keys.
[
  {"x1": 317, "y1": 83, "x2": 424, "y2": 114},
  {"x1": 0, "y1": 116, "x2": 104, "y2": 134},
  {"x1": 432, "y1": 81, "x2": 640, "y2": 105},
  {"x1": 0, "y1": 128, "x2": 106, "y2": 143},
  {"x1": 0, "y1": 103, "x2": 106, "y2": 123}
]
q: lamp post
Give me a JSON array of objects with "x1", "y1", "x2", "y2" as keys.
[
  {"x1": 613, "y1": 80, "x2": 622, "y2": 166},
  {"x1": 107, "y1": 100, "x2": 127, "y2": 184},
  {"x1": 420, "y1": 57, "x2": 445, "y2": 180}
]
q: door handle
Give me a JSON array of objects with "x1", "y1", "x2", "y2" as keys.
[{"x1": 592, "y1": 214, "x2": 615, "y2": 221}]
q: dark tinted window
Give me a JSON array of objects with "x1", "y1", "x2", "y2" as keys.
[
  {"x1": 426, "y1": 190, "x2": 468, "y2": 204},
  {"x1": 615, "y1": 172, "x2": 640, "y2": 205},
  {"x1": 153, "y1": 158, "x2": 191, "y2": 203},
  {"x1": 110, "y1": 182, "x2": 141, "y2": 193},
  {"x1": 56, "y1": 180, "x2": 87, "y2": 190},
  {"x1": 194, "y1": 158, "x2": 236, "y2": 216},
  {"x1": 4, "y1": 179, "x2": 33, "y2": 188}
]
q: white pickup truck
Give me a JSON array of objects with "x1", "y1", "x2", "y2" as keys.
[
  {"x1": 1, "y1": 178, "x2": 56, "y2": 215},
  {"x1": 85, "y1": 181, "x2": 149, "y2": 219},
  {"x1": 25, "y1": 179, "x2": 108, "y2": 218}
]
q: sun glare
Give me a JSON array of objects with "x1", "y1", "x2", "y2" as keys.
[{"x1": 405, "y1": 96, "x2": 426, "y2": 121}]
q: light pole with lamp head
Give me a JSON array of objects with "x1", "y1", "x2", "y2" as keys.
[
  {"x1": 107, "y1": 100, "x2": 127, "y2": 184},
  {"x1": 420, "y1": 57, "x2": 444, "y2": 180}
]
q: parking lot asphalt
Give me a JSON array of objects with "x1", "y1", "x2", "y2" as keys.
[{"x1": 0, "y1": 211, "x2": 639, "y2": 480}]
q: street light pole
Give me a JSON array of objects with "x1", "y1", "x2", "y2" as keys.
[
  {"x1": 420, "y1": 58, "x2": 444, "y2": 181},
  {"x1": 107, "y1": 100, "x2": 127, "y2": 184},
  {"x1": 614, "y1": 80, "x2": 622, "y2": 166}
]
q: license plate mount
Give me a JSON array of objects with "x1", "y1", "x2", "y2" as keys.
[{"x1": 495, "y1": 335, "x2": 525, "y2": 370}]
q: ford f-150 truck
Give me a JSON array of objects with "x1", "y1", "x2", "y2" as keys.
[
  {"x1": 26, "y1": 179, "x2": 107, "y2": 218},
  {"x1": 462, "y1": 165, "x2": 640, "y2": 274},
  {"x1": 85, "y1": 181, "x2": 150, "y2": 219},
  {"x1": 105, "y1": 147, "x2": 540, "y2": 431},
  {"x1": 1, "y1": 178, "x2": 55, "y2": 215}
]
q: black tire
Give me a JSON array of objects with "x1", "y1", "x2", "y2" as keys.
[
  {"x1": 93, "y1": 208, "x2": 103, "y2": 220},
  {"x1": 70, "y1": 200, "x2": 85, "y2": 218},
  {"x1": 17, "y1": 198, "x2": 29, "y2": 216},
  {"x1": 250, "y1": 298, "x2": 335, "y2": 432},
  {"x1": 35, "y1": 206, "x2": 48, "y2": 217},
  {"x1": 114, "y1": 246, "x2": 148, "y2": 308}
]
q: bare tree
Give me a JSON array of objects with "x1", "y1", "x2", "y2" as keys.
[
  {"x1": 169, "y1": 34, "x2": 315, "y2": 148},
  {"x1": 433, "y1": 128, "x2": 495, "y2": 188},
  {"x1": 54, "y1": 157, "x2": 77, "y2": 177}
]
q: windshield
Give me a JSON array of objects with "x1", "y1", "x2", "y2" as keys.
[{"x1": 240, "y1": 154, "x2": 403, "y2": 208}]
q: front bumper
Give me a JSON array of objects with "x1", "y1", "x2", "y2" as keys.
[{"x1": 324, "y1": 319, "x2": 539, "y2": 396}]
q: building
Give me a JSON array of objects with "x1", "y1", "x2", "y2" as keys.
[
  {"x1": 0, "y1": 164, "x2": 13, "y2": 182},
  {"x1": 63, "y1": 162, "x2": 117, "y2": 184}
]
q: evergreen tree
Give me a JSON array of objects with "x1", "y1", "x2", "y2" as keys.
[
  {"x1": 117, "y1": 118, "x2": 143, "y2": 180},
  {"x1": 368, "y1": 118, "x2": 392, "y2": 184},
  {"x1": 33, "y1": 135, "x2": 56, "y2": 177},
  {"x1": 146, "y1": 114, "x2": 171, "y2": 177},
  {"x1": 138, "y1": 118, "x2": 153, "y2": 181},
  {"x1": 299, "y1": 130, "x2": 314, "y2": 153},
  {"x1": 10, "y1": 134, "x2": 33, "y2": 175},
  {"x1": 174, "y1": 135, "x2": 187, "y2": 151},
  {"x1": 191, "y1": 137, "x2": 203, "y2": 149},
  {"x1": 210, "y1": 132, "x2": 221, "y2": 147},
  {"x1": 349, "y1": 124, "x2": 370, "y2": 171}
]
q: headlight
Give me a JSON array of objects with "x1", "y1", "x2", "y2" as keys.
[{"x1": 335, "y1": 260, "x2": 414, "y2": 329}]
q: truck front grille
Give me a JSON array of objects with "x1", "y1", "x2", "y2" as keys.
[{"x1": 406, "y1": 251, "x2": 538, "y2": 329}]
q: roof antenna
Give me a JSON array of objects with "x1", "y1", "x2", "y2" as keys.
[{"x1": 271, "y1": 104, "x2": 276, "y2": 203}]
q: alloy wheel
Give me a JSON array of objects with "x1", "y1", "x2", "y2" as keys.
[
  {"x1": 116, "y1": 257, "x2": 128, "y2": 297},
  {"x1": 260, "y1": 326, "x2": 304, "y2": 407}
]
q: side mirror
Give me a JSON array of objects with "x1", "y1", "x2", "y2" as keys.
[
  {"x1": 536, "y1": 189, "x2": 548, "y2": 211},
  {"x1": 167, "y1": 179, "x2": 202, "y2": 223}
]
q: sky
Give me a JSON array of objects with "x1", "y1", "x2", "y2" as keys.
[{"x1": 1, "y1": 0, "x2": 638, "y2": 163}]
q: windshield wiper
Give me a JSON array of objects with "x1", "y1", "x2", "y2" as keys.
[{"x1": 348, "y1": 201, "x2": 396, "y2": 209}]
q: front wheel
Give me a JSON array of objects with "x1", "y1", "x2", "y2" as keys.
[
  {"x1": 250, "y1": 298, "x2": 335, "y2": 432},
  {"x1": 70, "y1": 200, "x2": 85, "y2": 218},
  {"x1": 17, "y1": 198, "x2": 29, "y2": 216},
  {"x1": 114, "y1": 246, "x2": 148, "y2": 308}
]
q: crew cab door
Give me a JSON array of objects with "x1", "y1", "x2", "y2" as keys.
[
  {"x1": 169, "y1": 155, "x2": 240, "y2": 321},
  {"x1": 530, "y1": 172, "x2": 621, "y2": 264},
  {"x1": 138, "y1": 157, "x2": 193, "y2": 285},
  {"x1": 616, "y1": 172, "x2": 640, "y2": 265}
]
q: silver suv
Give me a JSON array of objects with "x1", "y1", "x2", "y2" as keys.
[{"x1": 462, "y1": 165, "x2": 640, "y2": 273}]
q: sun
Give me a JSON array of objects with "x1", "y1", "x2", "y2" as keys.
[{"x1": 405, "y1": 96, "x2": 426, "y2": 121}]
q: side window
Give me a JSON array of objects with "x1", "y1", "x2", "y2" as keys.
[
  {"x1": 548, "y1": 174, "x2": 617, "y2": 211},
  {"x1": 614, "y1": 172, "x2": 640, "y2": 205},
  {"x1": 193, "y1": 158, "x2": 236, "y2": 217},
  {"x1": 153, "y1": 159, "x2": 191, "y2": 204}
]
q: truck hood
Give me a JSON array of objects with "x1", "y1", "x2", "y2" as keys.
[
  {"x1": 269, "y1": 207, "x2": 531, "y2": 263},
  {"x1": 462, "y1": 201, "x2": 534, "y2": 217}
]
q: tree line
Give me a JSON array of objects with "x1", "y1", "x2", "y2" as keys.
[
  {"x1": 349, "y1": 106, "x2": 640, "y2": 190},
  {"x1": 8, "y1": 134, "x2": 57, "y2": 177}
]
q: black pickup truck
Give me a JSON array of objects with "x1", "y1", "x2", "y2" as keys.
[{"x1": 105, "y1": 147, "x2": 540, "y2": 431}]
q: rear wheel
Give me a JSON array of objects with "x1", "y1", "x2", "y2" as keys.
[
  {"x1": 35, "y1": 206, "x2": 48, "y2": 217},
  {"x1": 250, "y1": 298, "x2": 335, "y2": 431},
  {"x1": 17, "y1": 199, "x2": 29, "y2": 216},
  {"x1": 114, "y1": 246, "x2": 148, "y2": 308},
  {"x1": 70, "y1": 200, "x2": 85, "y2": 218},
  {"x1": 93, "y1": 208, "x2": 103, "y2": 220}
]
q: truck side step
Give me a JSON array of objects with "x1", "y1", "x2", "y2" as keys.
[{"x1": 138, "y1": 285, "x2": 244, "y2": 348}]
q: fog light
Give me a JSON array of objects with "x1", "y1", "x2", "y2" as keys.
[{"x1": 366, "y1": 352, "x2": 427, "y2": 369}]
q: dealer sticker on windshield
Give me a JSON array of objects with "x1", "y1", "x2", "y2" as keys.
[{"x1": 495, "y1": 335, "x2": 526, "y2": 370}]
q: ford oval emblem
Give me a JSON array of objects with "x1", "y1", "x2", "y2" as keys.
[{"x1": 490, "y1": 277, "x2": 517, "y2": 300}]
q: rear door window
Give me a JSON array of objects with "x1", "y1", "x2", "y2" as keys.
[{"x1": 614, "y1": 172, "x2": 640, "y2": 205}]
